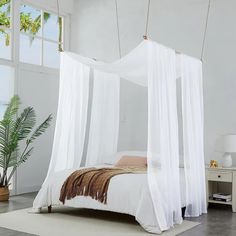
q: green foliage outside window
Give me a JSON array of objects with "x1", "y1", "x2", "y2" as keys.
[{"x1": 0, "y1": 0, "x2": 62, "y2": 50}]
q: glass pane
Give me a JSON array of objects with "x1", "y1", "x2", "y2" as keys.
[
  {"x1": 0, "y1": 29, "x2": 11, "y2": 59},
  {"x1": 43, "y1": 41, "x2": 60, "y2": 68},
  {"x1": 0, "y1": 0, "x2": 11, "y2": 29},
  {"x1": 20, "y1": 4, "x2": 42, "y2": 37},
  {"x1": 20, "y1": 33, "x2": 41, "y2": 65},
  {"x1": 43, "y1": 12, "x2": 62, "y2": 43},
  {"x1": 0, "y1": 65, "x2": 14, "y2": 119}
]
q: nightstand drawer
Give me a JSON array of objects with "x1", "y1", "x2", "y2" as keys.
[{"x1": 208, "y1": 171, "x2": 232, "y2": 182}]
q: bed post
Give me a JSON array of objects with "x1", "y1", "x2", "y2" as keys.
[
  {"x1": 181, "y1": 207, "x2": 186, "y2": 219},
  {"x1": 48, "y1": 205, "x2": 52, "y2": 213}
]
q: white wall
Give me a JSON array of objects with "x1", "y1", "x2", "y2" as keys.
[
  {"x1": 16, "y1": 68, "x2": 59, "y2": 194},
  {"x1": 70, "y1": 0, "x2": 236, "y2": 165}
]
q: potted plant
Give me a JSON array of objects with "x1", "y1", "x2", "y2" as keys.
[{"x1": 0, "y1": 95, "x2": 52, "y2": 201}]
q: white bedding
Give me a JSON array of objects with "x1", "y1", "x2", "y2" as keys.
[{"x1": 33, "y1": 167, "x2": 186, "y2": 234}]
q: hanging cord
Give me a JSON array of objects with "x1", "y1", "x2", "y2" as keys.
[
  {"x1": 115, "y1": 0, "x2": 122, "y2": 58},
  {"x1": 200, "y1": 0, "x2": 211, "y2": 61},
  {"x1": 143, "y1": 0, "x2": 151, "y2": 40},
  {"x1": 56, "y1": 0, "x2": 63, "y2": 52}
]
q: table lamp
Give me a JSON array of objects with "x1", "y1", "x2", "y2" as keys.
[{"x1": 222, "y1": 135, "x2": 236, "y2": 168}]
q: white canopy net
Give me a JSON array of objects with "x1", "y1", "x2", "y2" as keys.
[{"x1": 33, "y1": 40, "x2": 207, "y2": 233}]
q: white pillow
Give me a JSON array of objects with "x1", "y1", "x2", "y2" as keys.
[{"x1": 105, "y1": 151, "x2": 147, "y2": 165}]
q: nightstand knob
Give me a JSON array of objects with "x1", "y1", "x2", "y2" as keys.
[{"x1": 218, "y1": 175, "x2": 221, "y2": 178}]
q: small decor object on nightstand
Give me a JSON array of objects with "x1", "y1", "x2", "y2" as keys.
[
  {"x1": 210, "y1": 160, "x2": 218, "y2": 168},
  {"x1": 222, "y1": 135, "x2": 236, "y2": 168}
]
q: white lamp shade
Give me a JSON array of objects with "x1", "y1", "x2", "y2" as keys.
[{"x1": 223, "y1": 135, "x2": 236, "y2": 153}]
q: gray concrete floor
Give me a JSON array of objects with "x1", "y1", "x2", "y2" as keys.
[
  {"x1": 181, "y1": 204, "x2": 236, "y2": 236},
  {"x1": 0, "y1": 192, "x2": 36, "y2": 235},
  {"x1": 0, "y1": 193, "x2": 235, "y2": 236}
]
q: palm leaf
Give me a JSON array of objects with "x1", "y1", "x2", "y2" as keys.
[
  {"x1": 0, "y1": 101, "x2": 34, "y2": 172},
  {"x1": 16, "y1": 147, "x2": 34, "y2": 167},
  {"x1": 3, "y1": 95, "x2": 20, "y2": 122},
  {"x1": 7, "y1": 146, "x2": 33, "y2": 184},
  {"x1": 0, "y1": 122, "x2": 9, "y2": 158},
  {"x1": 7, "y1": 148, "x2": 18, "y2": 167},
  {"x1": 12, "y1": 107, "x2": 36, "y2": 141},
  {"x1": 28, "y1": 114, "x2": 52, "y2": 144},
  {"x1": 0, "y1": 158, "x2": 4, "y2": 168},
  {"x1": 0, "y1": 95, "x2": 52, "y2": 186},
  {"x1": 5, "y1": 107, "x2": 36, "y2": 164},
  {"x1": 8, "y1": 154, "x2": 16, "y2": 167}
]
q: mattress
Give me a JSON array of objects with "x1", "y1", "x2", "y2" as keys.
[{"x1": 33, "y1": 166, "x2": 186, "y2": 234}]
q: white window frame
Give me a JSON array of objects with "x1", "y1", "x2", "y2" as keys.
[
  {"x1": 19, "y1": 2, "x2": 67, "y2": 71},
  {"x1": 0, "y1": 0, "x2": 70, "y2": 75}
]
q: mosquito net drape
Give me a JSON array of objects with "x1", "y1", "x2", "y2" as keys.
[
  {"x1": 181, "y1": 55, "x2": 207, "y2": 217},
  {"x1": 147, "y1": 43, "x2": 182, "y2": 230},
  {"x1": 86, "y1": 70, "x2": 120, "y2": 166},
  {"x1": 33, "y1": 40, "x2": 206, "y2": 233},
  {"x1": 46, "y1": 54, "x2": 90, "y2": 179}
]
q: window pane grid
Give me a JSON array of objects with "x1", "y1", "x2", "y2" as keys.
[
  {"x1": 20, "y1": 31, "x2": 60, "y2": 43},
  {"x1": 0, "y1": 25, "x2": 11, "y2": 30},
  {"x1": 19, "y1": 3, "x2": 64, "y2": 68},
  {"x1": 20, "y1": 33, "x2": 41, "y2": 65}
]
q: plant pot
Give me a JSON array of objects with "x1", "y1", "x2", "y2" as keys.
[{"x1": 0, "y1": 186, "x2": 9, "y2": 202}]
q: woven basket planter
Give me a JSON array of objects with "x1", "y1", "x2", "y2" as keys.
[{"x1": 0, "y1": 186, "x2": 9, "y2": 202}]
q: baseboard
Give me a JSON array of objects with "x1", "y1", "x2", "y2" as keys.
[{"x1": 14, "y1": 185, "x2": 40, "y2": 195}]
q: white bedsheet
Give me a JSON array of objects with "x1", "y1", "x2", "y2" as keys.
[{"x1": 33, "y1": 167, "x2": 186, "y2": 234}]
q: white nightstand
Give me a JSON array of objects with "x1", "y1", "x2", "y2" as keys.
[{"x1": 206, "y1": 167, "x2": 236, "y2": 212}]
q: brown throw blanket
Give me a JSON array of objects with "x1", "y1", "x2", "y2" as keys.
[{"x1": 59, "y1": 167, "x2": 146, "y2": 205}]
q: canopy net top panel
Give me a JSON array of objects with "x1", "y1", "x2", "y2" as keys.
[{"x1": 65, "y1": 40, "x2": 184, "y2": 87}]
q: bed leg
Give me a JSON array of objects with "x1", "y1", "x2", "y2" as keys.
[
  {"x1": 182, "y1": 207, "x2": 186, "y2": 220},
  {"x1": 48, "y1": 205, "x2": 52, "y2": 213}
]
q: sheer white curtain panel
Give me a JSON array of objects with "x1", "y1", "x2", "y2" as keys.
[
  {"x1": 181, "y1": 54, "x2": 207, "y2": 217},
  {"x1": 86, "y1": 70, "x2": 120, "y2": 166},
  {"x1": 147, "y1": 42, "x2": 182, "y2": 231}
]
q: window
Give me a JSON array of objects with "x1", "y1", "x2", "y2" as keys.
[
  {"x1": 19, "y1": 4, "x2": 63, "y2": 68},
  {"x1": 0, "y1": 0, "x2": 12, "y2": 60},
  {"x1": 0, "y1": 65, "x2": 14, "y2": 119},
  {"x1": 0, "y1": 1, "x2": 66, "y2": 69},
  {"x1": 0, "y1": 0, "x2": 13, "y2": 117}
]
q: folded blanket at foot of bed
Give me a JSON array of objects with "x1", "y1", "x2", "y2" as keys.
[{"x1": 59, "y1": 167, "x2": 146, "y2": 204}]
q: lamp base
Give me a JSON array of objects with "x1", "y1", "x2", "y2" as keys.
[{"x1": 222, "y1": 153, "x2": 232, "y2": 168}]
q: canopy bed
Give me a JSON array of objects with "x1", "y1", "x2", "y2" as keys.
[
  {"x1": 32, "y1": 0, "x2": 210, "y2": 234},
  {"x1": 32, "y1": 39, "x2": 207, "y2": 234}
]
